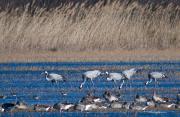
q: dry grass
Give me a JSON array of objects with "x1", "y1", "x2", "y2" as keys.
[{"x1": 0, "y1": 0, "x2": 180, "y2": 52}]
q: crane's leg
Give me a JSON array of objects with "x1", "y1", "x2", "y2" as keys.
[
  {"x1": 154, "y1": 79, "x2": 157, "y2": 93},
  {"x1": 55, "y1": 81, "x2": 60, "y2": 92},
  {"x1": 157, "y1": 80, "x2": 160, "y2": 93},
  {"x1": 119, "y1": 80, "x2": 125, "y2": 89},
  {"x1": 80, "y1": 78, "x2": 86, "y2": 89},
  {"x1": 91, "y1": 79, "x2": 95, "y2": 88},
  {"x1": 113, "y1": 80, "x2": 117, "y2": 89},
  {"x1": 51, "y1": 80, "x2": 56, "y2": 90},
  {"x1": 145, "y1": 78, "x2": 153, "y2": 85},
  {"x1": 154, "y1": 79, "x2": 158, "y2": 94}
]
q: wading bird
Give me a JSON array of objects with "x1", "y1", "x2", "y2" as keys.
[
  {"x1": 145, "y1": 72, "x2": 168, "y2": 88},
  {"x1": 106, "y1": 72, "x2": 126, "y2": 89},
  {"x1": 42, "y1": 71, "x2": 66, "y2": 84},
  {"x1": 79, "y1": 70, "x2": 102, "y2": 89},
  {"x1": 106, "y1": 68, "x2": 140, "y2": 89}
]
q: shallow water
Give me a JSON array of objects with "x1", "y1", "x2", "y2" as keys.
[
  {"x1": 0, "y1": 61, "x2": 180, "y2": 116},
  {"x1": 1, "y1": 111, "x2": 180, "y2": 117}
]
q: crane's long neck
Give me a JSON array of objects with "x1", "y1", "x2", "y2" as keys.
[
  {"x1": 45, "y1": 73, "x2": 49, "y2": 79},
  {"x1": 122, "y1": 73, "x2": 129, "y2": 80}
]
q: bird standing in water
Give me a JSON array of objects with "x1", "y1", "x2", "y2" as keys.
[
  {"x1": 145, "y1": 72, "x2": 168, "y2": 89},
  {"x1": 42, "y1": 71, "x2": 66, "y2": 84},
  {"x1": 106, "y1": 68, "x2": 140, "y2": 89},
  {"x1": 79, "y1": 70, "x2": 102, "y2": 89}
]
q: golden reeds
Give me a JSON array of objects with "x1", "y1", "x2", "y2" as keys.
[{"x1": 0, "y1": 0, "x2": 179, "y2": 52}]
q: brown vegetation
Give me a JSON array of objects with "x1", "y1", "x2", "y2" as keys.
[
  {"x1": 1, "y1": 49, "x2": 180, "y2": 62},
  {"x1": 0, "y1": 0, "x2": 179, "y2": 53}
]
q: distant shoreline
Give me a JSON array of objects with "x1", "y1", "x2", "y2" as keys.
[{"x1": 1, "y1": 49, "x2": 180, "y2": 62}]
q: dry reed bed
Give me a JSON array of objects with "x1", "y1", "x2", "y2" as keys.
[{"x1": 0, "y1": 0, "x2": 180, "y2": 52}]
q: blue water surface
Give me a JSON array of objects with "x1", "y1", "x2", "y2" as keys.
[{"x1": 0, "y1": 61, "x2": 180, "y2": 116}]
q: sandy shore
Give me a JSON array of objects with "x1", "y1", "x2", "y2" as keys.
[{"x1": 0, "y1": 49, "x2": 180, "y2": 62}]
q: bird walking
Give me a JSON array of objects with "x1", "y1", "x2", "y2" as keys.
[
  {"x1": 106, "y1": 72, "x2": 126, "y2": 89},
  {"x1": 79, "y1": 70, "x2": 102, "y2": 89},
  {"x1": 145, "y1": 72, "x2": 168, "y2": 88},
  {"x1": 106, "y1": 68, "x2": 140, "y2": 89},
  {"x1": 42, "y1": 71, "x2": 66, "y2": 84}
]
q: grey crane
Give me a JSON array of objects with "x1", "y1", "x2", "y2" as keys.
[
  {"x1": 79, "y1": 70, "x2": 102, "y2": 89},
  {"x1": 145, "y1": 72, "x2": 168, "y2": 88},
  {"x1": 106, "y1": 68, "x2": 140, "y2": 89},
  {"x1": 42, "y1": 71, "x2": 66, "y2": 84}
]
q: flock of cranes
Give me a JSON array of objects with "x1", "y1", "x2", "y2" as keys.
[
  {"x1": 0, "y1": 67, "x2": 176, "y2": 113},
  {"x1": 42, "y1": 67, "x2": 168, "y2": 89}
]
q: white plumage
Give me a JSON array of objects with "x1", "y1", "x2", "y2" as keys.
[
  {"x1": 79, "y1": 70, "x2": 102, "y2": 89},
  {"x1": 42, "y1": 71, "x2": 66, "y2": 83}
]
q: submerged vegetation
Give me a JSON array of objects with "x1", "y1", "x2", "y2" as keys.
[{"x1": 0, "y1": 0, "x2": 179, "y2": 52}]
